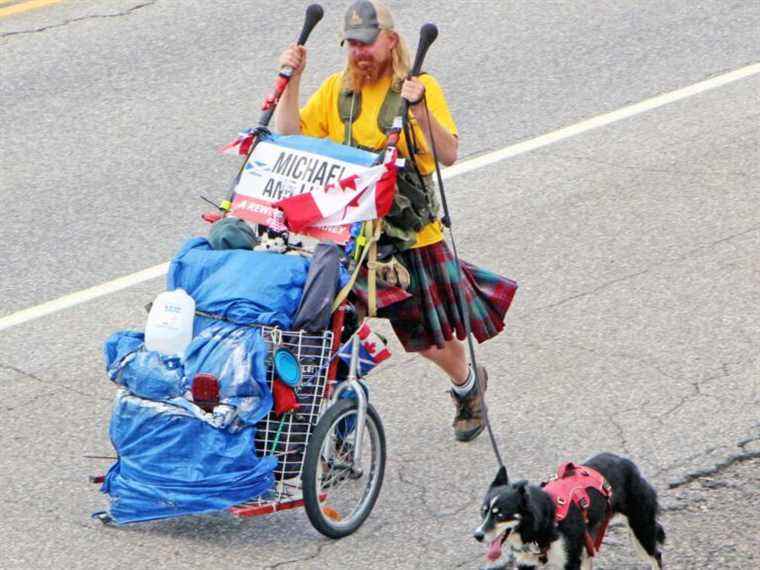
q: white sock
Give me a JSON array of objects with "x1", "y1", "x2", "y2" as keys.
[{"x1": 451, "y1": 365, "x2": 475, "y2": 396}]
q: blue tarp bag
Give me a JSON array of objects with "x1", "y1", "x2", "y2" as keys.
[
  {"x1": 99, "y1": 236, "x2": 348, "y2": 524},
  {"x1": 167, "y1": 237, "x2": 309, "y2": 329},
  {"x1": 104, "y1": 331, "x2": 186, "y2": 401},
  {"x1": 101, "y1": 321, "x2": 276, "y2": 523},
  {"x1": 102, "y1": 391, "x2": 276, "y2": 524},
  {"x1": 183, "y1": 321, "x2": 272, "y2": 428}
]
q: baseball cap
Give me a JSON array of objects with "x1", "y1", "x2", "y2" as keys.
[{"x1": 342, "y1": 0, "x2": 394, "y2": 45}]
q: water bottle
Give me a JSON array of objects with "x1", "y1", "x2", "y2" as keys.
[{"x1": 145, "y1": 288, "x2": 196, "y2": 358}]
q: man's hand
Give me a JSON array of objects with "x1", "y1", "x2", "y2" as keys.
[
  {"x1": 401, "y1": 77, "x2": 425, "y2": 106},
  {"x1": 399, "y1": 76, "x2": 459, "y2": 166},
  {"x1": 275, "y1": 44, "x2": 306, "y2": 135},
  {"x1": 279, "y1": 44, "x2": 307, "y2": 78}
]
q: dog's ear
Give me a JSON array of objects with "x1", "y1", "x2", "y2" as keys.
[{"x1": 491, "y1": 465, "x2": 509, "y2": 488}]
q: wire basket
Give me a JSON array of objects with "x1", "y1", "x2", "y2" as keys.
[{"x1": 253, "y1": 326, "x2": 335, "y2": 486}]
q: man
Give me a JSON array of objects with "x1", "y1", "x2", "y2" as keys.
[{"x1": 275, "y1": 0, "x2": 516, "y2": 442}]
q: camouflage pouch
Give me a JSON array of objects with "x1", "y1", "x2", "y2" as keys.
[{"x1": 382, "y1": 168, "x2": 439, "y2": 251}]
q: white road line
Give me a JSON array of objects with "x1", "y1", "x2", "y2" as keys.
[
  {"x1": 0, "y1": 263, "x2": 168, "y2": 332},
  {"x1": 1, "y1": 61, "x2": 758, "y2": 333},
  {"x1": 442, "y1": 62, "x2": 760, "y2": 179}
]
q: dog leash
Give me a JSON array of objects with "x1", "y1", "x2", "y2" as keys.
[
  {"x1": 417, "y1": 97, "x2": 505, "y2": 469},
  {"x1": 400, "y1": 24, "x2": 506, "y2": 469}
]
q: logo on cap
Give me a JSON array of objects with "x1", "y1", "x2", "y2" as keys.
[{"x1": 351, "y1": 9, "x2": 362, "y2": 26}]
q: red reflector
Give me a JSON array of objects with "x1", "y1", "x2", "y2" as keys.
[{"x1": 192, "y1": 373, "x2": 220, "y2": 412}]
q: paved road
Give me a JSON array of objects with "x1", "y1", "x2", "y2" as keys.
[{"x1": 1, "y1": 1, "x2": 758, "y2": 568}]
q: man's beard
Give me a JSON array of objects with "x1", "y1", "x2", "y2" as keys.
[{"x1": 348, "y1": 55, "x2": 390, "y2": 88}]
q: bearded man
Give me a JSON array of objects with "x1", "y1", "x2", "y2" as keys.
[{"x1": 275, "y1": 0, "x2": 517, "y2": 443}]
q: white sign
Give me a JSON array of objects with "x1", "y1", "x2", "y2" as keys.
[
  {"x1": 234, "y1": 141, "x2": 373, "y2": 202},
  {"x1": 230, "y1": 140, "x2": 374, "y2": 243}
]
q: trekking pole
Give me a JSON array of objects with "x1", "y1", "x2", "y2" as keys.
[
  {"x1": 406, "y1": 23, "x2": 505, "y2": 469},
  {"x1": 258, "y1": 3, "x2": 324, "y2": 128},
  {"x1": 397, "y1": 24, "x2": 442, "y2": 212},
  {"x1": 402, "y1": 22, "x2": 438, "y2": 119},
  {"x1": 221, "y1": 4, "x2": 324, "y2": 209}
]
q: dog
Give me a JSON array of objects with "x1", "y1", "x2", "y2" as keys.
[{"x1": 474, "y1": 453, "x2": 665, "y2": 569}]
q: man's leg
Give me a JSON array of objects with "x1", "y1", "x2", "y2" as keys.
[
  {"x1": 419, "y1": 338, "x2": 488, "y2": 442},
  {"x1": 419, "y1": 338, "x2": 468, "y2": 384}
]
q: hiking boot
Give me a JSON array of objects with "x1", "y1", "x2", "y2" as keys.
[{"x1": 450, "y1": 366, "x2": 489, "y2": 442}]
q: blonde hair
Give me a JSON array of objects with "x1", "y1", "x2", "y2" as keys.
[{"x1": 342, "y1": 30, "x2": 411, "y2": 92}]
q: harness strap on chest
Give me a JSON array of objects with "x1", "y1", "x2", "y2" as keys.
[
  {"x1": 542, "y1": 462, "x2": 613, "y2": 557},
  {"x1": 338, "y1": 86, "x2": 404, "y2": 144},
  {"x1": 335, "y1": 78, "x2": 437, "y2": 311}
]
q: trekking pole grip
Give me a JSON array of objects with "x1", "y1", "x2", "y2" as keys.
[
  {"x1": 402, "y1": 23, "x2": 438, "y2": 118},
  {"x1": 259, "y1": 3, "x2": 324, "y2": 127},
  {"x1": 297, "y1": 3, "x2": 324, "y2": 46},
  {"x1": 411, "y1": 22, "x2": 438, "y2": 76}
]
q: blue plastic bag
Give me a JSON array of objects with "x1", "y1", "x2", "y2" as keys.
[
  {"x1": 101, "y1": 325, "x2": 276, "y2": 524},
  {"x1": 104, "y1": 331, "x2": 186, "y2": 401},
  {"x1": 167, "y1": 238, "x2": 309, "y2": 329},
  {"x1": 183, "y1": 321, "x2": 272, "y2": 427},
  {"x1": 102, "y1": 391, "x2": 276, "y2": 524}
]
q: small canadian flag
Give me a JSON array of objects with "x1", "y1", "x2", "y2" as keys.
[
  {"x1": 219, "y1": 129, "x2": 255, "y2": 156},
  {"x1": 337, "y1": 322, "x2": 391, "y2": 377}
]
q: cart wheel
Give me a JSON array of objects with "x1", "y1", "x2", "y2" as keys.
[{"x1": 302, "y1": 398, "x2": 386, "y2": 538}]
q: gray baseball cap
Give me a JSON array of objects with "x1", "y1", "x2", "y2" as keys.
[{"x1": 342, "y1": 0, "x2": 394, "y2": 45}]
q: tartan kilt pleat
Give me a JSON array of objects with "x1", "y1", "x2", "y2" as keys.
[{"x1": 377, "y1": 240, "x2": 518, "y2": 352}]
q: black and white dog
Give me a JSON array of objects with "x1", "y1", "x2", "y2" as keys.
[{"x1": 474, "y1": 453, "x2": 665, "y2": 569}]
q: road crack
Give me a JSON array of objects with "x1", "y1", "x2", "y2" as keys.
[
  {"x1": 0, "y1": 1, "x2": 158, "y2": 40},
  {"x1": 668, "y1": 443, "x2": 760, "y2": 489},
  {"x1": 265, "y1": 540, "x2": 331, "y2": 569},
  {"x1": 607, "y1": 413, "x2": 632, "y2": 456},
  {"x1": 7, "y1": 389, "x2": 58, "y2": 412},
  {"x1": 526, "y1": 224, "x2": 760, "y2": 316},
  {"x1": 0, "y1": 362, "x2": 107, "y2": 402},
  {"x1": 655, "y1": 361, "x2": 742, "y2": 424},
  {"x1": 529, "y1": 269, "x2": 651, "y2": 314}
]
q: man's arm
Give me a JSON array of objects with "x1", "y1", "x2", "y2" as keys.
[
  {"x1": 401, "y1": 77, "x2": 459, "y2": 166},
  {"x1": 409, "y1": 101, "x2": 459, "y2": 166},
  {"x1": 274, "y1": 44, "x2": 306, "y2": 135}
]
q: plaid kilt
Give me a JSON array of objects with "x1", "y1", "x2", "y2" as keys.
[{"x1": 353, "y1": 240, "x2": 517, "y2": 352}]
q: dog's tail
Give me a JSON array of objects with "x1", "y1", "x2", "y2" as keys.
[
  {"x1": 655, "y1": 521, "x2": 666, "y2": 545},
  {"x1": 611, "y1": 455, "x2": 666, "y2": 546},
  {"x1": 628, "y1": 460, "x2": 666, "y2": 548}
]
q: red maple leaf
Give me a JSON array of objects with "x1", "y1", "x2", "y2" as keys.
[{"x1": 340, "y1": 175, "x2": 358, "y2": 191}]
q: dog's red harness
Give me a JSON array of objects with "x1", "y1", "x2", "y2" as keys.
[{"x1": 541, "y1": 462, "x2": 613, "y2": 558}]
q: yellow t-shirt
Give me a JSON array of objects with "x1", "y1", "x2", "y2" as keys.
[{"x1": 299, "y1": 72, "x2": 457, "y2": 248}]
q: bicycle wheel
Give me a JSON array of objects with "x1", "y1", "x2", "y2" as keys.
[{"x1": 302, "y1": 398, "x2": 386, "y2": 538}]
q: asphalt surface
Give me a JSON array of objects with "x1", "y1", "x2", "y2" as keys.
[{"x1": 1, "y1": 1, "x2": 759, "y2": 569}]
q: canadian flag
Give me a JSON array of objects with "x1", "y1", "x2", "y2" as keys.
[
  {"x1": 275, "y1": 149, "x2": 398, "y2": 233},
  {"x1": 337, "y1": 322, "x2": 392, "y2": 377},
  {"x1": 219, "y1": 129, "x2": 255, "y2": 156}
]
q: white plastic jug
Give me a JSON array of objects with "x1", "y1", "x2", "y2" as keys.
[{"x1": 145, "y1": 288, "x2": 196, "y2": 358}]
